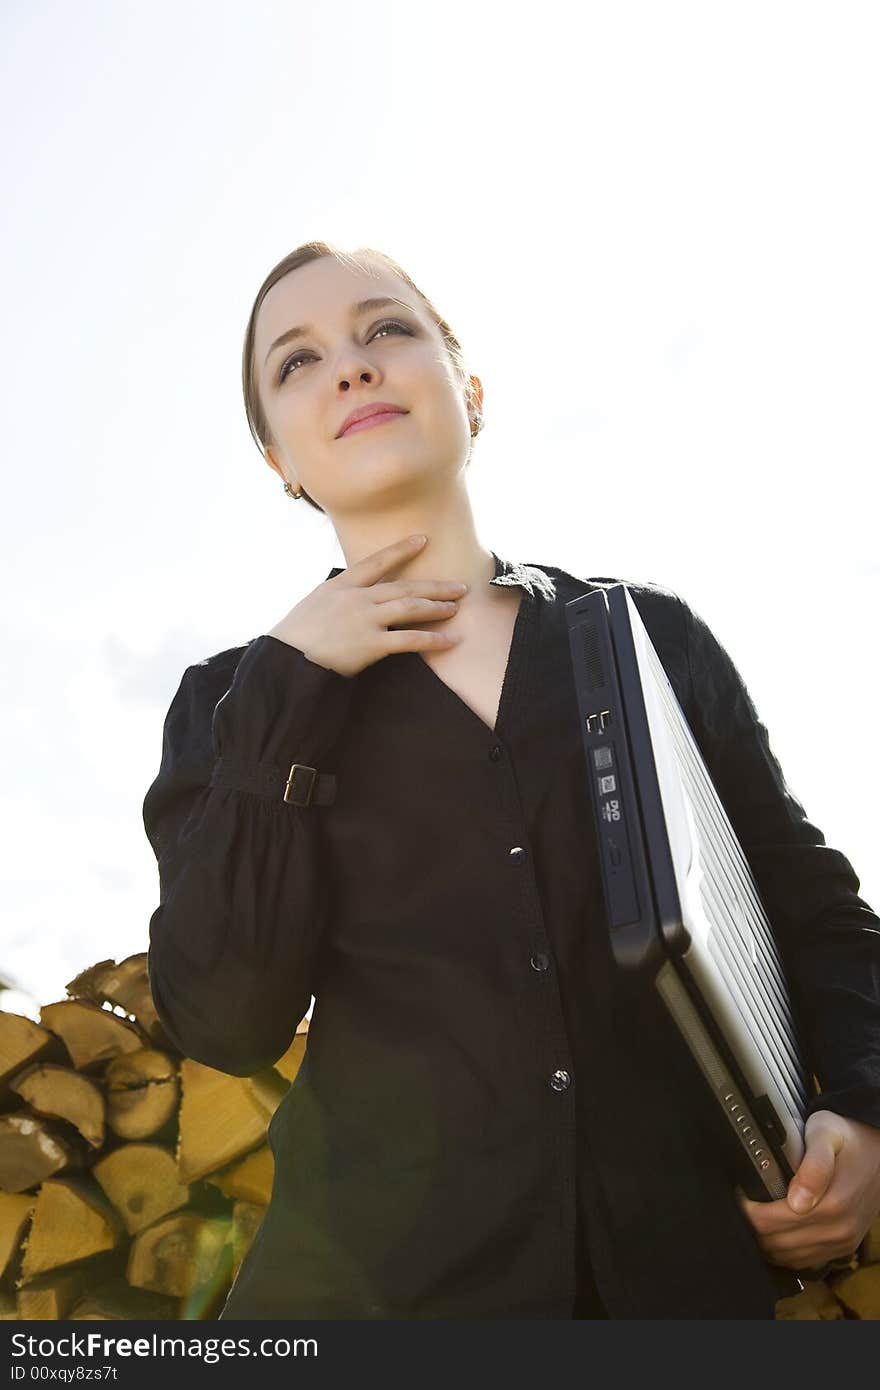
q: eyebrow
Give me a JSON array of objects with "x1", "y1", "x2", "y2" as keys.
[{"x1": 263, "y1": 296, "x2": 417, "y2": 368}]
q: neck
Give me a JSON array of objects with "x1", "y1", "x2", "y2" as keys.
[{"x1": 332, "y1": 485, "x2": 499, "y2": 598}]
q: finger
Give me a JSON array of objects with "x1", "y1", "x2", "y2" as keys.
[
  {"x1": 372, "y1": 578, "x2": 470, "y2": 601},
  {"x1": 381, "y1": 600, "x2": 465, "y2": 638},
  {"x1": 344, "y1": 534, "x2": 427, "y2": 585},
  {"x1": 789, "y1": 1115, "x2": 846, "y2": 1214},
  {"x1": 734, "y1": 1185, "x2": 790, "y2": 1217},
  {"x1": 759, "y1": 1233, "x2": 857, "y2": 1269},
  {"x1": 736, "y1": 1190, "x2": 804, "y2": 1234},
  {"x1": 383, "y1": 627, "x2": 462, "y2": 653}
]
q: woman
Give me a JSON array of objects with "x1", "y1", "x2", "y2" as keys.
[{"x1": 143, "y1": 241, "x2": 880, "y2": 1320}]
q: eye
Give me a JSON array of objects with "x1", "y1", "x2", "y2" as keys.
[
  {"x1": 370, "y1": 318, "x2": 413, "y2": 344},
  {"x1": 277, "y1": 319, "x2": 414, "y2": 384}
]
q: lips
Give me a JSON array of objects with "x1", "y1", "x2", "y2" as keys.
[{"x1": 337, "y1": 403, "x2": 408, "y2": 438}]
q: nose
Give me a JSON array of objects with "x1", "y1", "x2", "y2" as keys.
[
  {"x1": 334, "y1": 367, "x2": 378, "y2": 439},
  {"x1": 337, "y1": 362, "x2": 377, "y2": 392}
]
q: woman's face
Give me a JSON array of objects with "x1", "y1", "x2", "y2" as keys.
[{"x1": 253, "y1": 257, "x2": 479, "y2": 519}]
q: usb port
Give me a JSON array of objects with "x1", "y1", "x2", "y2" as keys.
[{"x1": 587, "y1": 709, "x2": 614, "y2": 733}]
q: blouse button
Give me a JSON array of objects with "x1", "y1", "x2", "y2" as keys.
[
  {"x1": 530, "y1": 952, "x2": 550, "y2": 972},
  {"x1": 509, "y1": 846, "x2": 527, "y2": 864},
  {"x1": 550, "y1": 1069, "x2": 571, "y2": 1092},
  {"x1": 488, "y1": 745, "x2": 503, "y2": 761}
]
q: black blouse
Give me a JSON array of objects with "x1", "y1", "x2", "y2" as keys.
[{"x1": 143, "y1": 552, "x2": 880, "y2": 1320}]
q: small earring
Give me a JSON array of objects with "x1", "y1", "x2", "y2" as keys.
[{"x1": 283, "y1": 481, "x2": 302, "y2": 500}]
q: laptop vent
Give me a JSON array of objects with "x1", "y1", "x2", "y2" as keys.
[{"x1": 580, "y1": 622, "x2": 605, "y2": 692}]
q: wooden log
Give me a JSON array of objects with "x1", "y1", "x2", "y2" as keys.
[
  {"x1": 0, "y1": 1192, "x2": 35, "y2": 1279},
  {"x1": 91, "y1": 1143, "x2": 189, "y2": 1235},
  {"x1": 830, "y1": 1263, "x2": 880, "y2": 1319},
  {"x1": 860, "y1": 1213, "x2": 880, "y2": 1264},
  {"x1": 104, "y1": 1049, "x2": 179, "y2": 1141},
  {"x1": 14, "y1": 1250, "x2": 122, "y2": 1319},
  {"x1": 176, "y1": 1060, "x2": 269, "y2": 1184},
  {"x1": 9, "y1": 1063, "x2": 106, "y2": 1149},
  {"x1": 0, "y1": 966, "x2": 312, "y2": 1322},
  {"x1": 126, "y1": 1211, "x2": 232, "y2": 1300},
  {"x1": 0, "y1": 1013, "x2": 57, "y2": 1089},
  {"x1": 67, "y1": 1275, "x2": 178, "y2": 1320},
  {"x1": 773, "y1": 1277, "x2": 846, "y2": 1319},
  {"x1": 66, "y1": 954, "x2": 165, "y2": 1044},
  {"x1": 16, "y1": 1266, "x2": 90, "y2": 1320},
  {"x1": 18, "y1": 1176, "x2": 125, "y2": 1283},
  {"x1": 246, "y1": 1067, "x2": 289, "y2": 1120},
  {"x1": 273, "y1": 1029, "x2": 308, "y2": 1083},
  {"x1": 205, "y1": 1145, "x2": 273, "y2": 1206},
  {"x1": 0, "y1": 1114, "x2": 84, "y2": 1193},
  {"x1": 39, "y1": 1001, "x2": 145, "y2": 1071},
  {"x1": 230, "y1": 1200, "x2": 266, "y2": 1276}
]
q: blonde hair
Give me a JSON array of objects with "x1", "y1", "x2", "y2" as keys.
[{"x1": 242, "y1": 240, "x2": 482, "y2": 514}]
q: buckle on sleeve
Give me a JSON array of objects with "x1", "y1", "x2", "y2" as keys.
[{"x1": 283, "y1": 763, "x2": 318, "y2": 806}]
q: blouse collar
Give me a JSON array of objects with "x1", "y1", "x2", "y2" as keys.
[
  {"x1": 489, "y1": 551, "x2": 557, "y2": 601},
  {"x1": 323, "y1": 549, "x2": 556, "y2": 602}
]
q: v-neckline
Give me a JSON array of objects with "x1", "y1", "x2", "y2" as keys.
[{"x1": 409, "y1": 587, "x2": 531, "y2": 739}]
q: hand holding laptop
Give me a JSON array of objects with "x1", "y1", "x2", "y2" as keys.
[{"x1": 735, "y1": 1108, "x2": 880, "y2": 1277}]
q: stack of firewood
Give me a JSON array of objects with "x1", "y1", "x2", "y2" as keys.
[
  {"x1": 0, "y1": 953, "x2": 305, "y2": 1320},
  {"x1": 0, "y1": 953, "x2": 878, "y2": 1320}
]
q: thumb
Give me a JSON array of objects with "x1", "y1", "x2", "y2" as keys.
[{"x1": 788, "y1": 1112, "x2": 845, "y2": 1214}]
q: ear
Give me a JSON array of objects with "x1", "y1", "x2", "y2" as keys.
[
  {"x1": 469, "y1": 375, "x2": 484, "y2": 414},
  {"x1": 264, "y1": 447, "x2": 297, "y2": 490}
]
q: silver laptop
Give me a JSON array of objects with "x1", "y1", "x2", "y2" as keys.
[{"x1": 565, "y1": 582, "x2": 830, "y2": 1295}]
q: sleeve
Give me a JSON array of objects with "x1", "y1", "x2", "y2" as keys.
[
  {"x1": 676, "y1": 593, "x2": 880, "y2": 1130},
  {"x1": 142, "y1": 634, "x2": 356, "y2": 1076}
]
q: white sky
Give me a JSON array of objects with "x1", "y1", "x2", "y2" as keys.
[{"x1": 1, "y1": 0, "x2": 877, "y2": 1018}]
